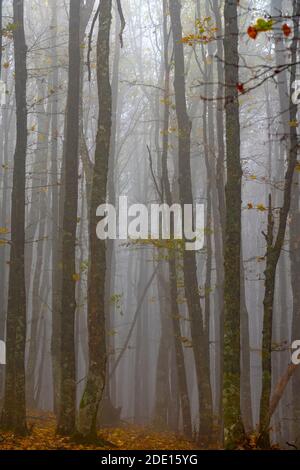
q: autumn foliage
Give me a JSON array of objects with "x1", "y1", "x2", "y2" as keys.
[
  {"x1": 236, "y1": 83, "x2": 245, "y2": 94},
  {"x1": 282, "y1": 23, "x2": 292, "y2": 37},
  {"x1": 247, "y1": 17, "x2": 292, "y2": 40},
  {"x1": 181, "y1": 17, "x2": 218, "y2": 45},
  {"x1": 0, "y1": 412, "x2": 199, "y2": 451},
  {"x1": 247, "y1": 26, "x2": 258, "y2": 39}
]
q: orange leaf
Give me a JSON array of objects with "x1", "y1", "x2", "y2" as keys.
[
  {"x1": 247, "y1": 26, "x2": 258, "y2": 39},
  {"x1": 282, "y1": 23, "x2": 292, "y2": 37}
]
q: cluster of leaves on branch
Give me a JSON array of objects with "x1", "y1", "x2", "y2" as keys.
[
  {"x1": 235, "y1": 18, "x2": 293, "y2": 96},
  {"x1": 247, "y1": 17, "x2": 292, "y2": 40},
  {"x1": 181, "y1": 17, "x2": 218, "y2": 46}
]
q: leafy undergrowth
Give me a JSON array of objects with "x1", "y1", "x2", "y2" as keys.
[{"x1": 0, "y1": 411, "x2": 199, "y2": 450}]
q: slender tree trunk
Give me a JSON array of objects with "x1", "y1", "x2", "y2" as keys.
[
  {"x1": 291, "y1": 176, "x2": 300, "y2": 443},
  {"x1": 57, "y1": 0, "x2": 81, "y2": 436},
  {"x1": 102, "y1": 12, "x2": 121, "y2": 421},
  {"x1": 78, "y1": 0, "x2": 113, "y2": 439},
  {"x1": 26, "y1": 76, "x2": 50, "y2": 409},
  {"x1": 169, "y1": 0, "x2": 213, "y2": 445},
  {"x1": 0, "y1": 1, "x2": 2, "y2": 76},
  {"x1": 259, "y1": 1, "x2": 300, "y2": 448},
  {"x1": 0, "y1": 0, "x2": 6, "y2": 397},
  {"x1": 240, "y1": 255, "x2": 253, "y2": 433},
  {"x1": 49, "y1": 0, "x2": 61, "y2": 416},
  {"x1": 158, "y1": 0, "x2": 192, "y2": 437},
  {"x1": 154, "y1": 264, "x2": 172, "y2": 430},
  {"x1": 1, "y1": 0, "x2": 28, "y2": 435},
  {"x1": 134, "y1": 255, "x2": 148, "y2": 424},
  {"x1": 286, "y1": 0, "x2": 300, "y2": 446},
  {"x1": 35, "y1": 320, "x2": 47, "y2": 408},
  {"x1": 222, "y1": 0, "x2": 245, "y2": 448},
  {"x1": 212, "y1": 0, "x2": 225, "y2": 434}
]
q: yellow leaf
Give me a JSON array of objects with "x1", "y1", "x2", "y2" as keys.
[
  {"x1": 289, "y1": 120, "x2": 298, "y2": 127},
  {"x1": 0, "y1": 227, "x2": 9, "y2": 234},
  {"x1": 256, "y1": 203, "x2": 267, "y2": 212},
  {"x1": 38, "y1": 134, "x2": 46, "y2": 142},
  {"x1": 72, "y1": 273, "x2": 80, "y2": 282}
]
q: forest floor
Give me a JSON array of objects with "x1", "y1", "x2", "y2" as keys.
[{"x1": 0, "y1": 411, "x2": 199, "y2": 450}]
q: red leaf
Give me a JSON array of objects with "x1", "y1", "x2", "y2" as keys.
[
  {"x1": 236, "y1": 83, "x2": 245, "y2": 94},
  {"x1": 247, "y1": 26, "x2": 258, "y2": 39},
  {"x1": 282, "y1": 23, "x2": 292, "y2": 37}
]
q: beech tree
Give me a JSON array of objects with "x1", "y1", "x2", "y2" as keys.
[
  {"x1": 259, "y1": 0, "x2": 300, "y2": 448},
  {"x1": 78, "y1": 0, "x2": 113, "y2": 439},
  {"x1": 169, "y1": 0, "x2": 213, "y2": 445},
  {"x1": 1, "y1": 0, "x2": 28, "y2": 436},
  {"x1": 0, "y1": 0, "x2": 299, "y2": 452},
  {"x1": 222, "y1": 0, "x2": 245, "y2": 448},
  {"x1": 57, "y1": 0, "x2": 81, "y2": 436}
]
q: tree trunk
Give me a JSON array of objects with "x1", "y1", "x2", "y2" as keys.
[
  {"x1": 259, "y1": 0, "x2": 300, "y2": 448},
  {"x1": 222, "y1": 0, "x2": 245, "y2": 448},
  {"x1": 169, "y1": 0, "x2": 213, "y2": 445},
  {"x1": 57, "y1": 0, "x2": 81, "y2": 436},
  {"x1": 102, "y1": 12, "x2": 121, "y2": 423},
  {"x1": 1, "y1": 0, "x2": 28, "y2": 435},
  {"x1": 0, "y1": 1, "x2": 2, "y2": 76},
  {"x1": 211, "y1": 0, "x2": 225, "y2": 435},
  {"x1": 26, "y1": 76, "x2": 50, "y2": 409},
  {"x1": 240, "y1": 255, "x2": 253, "y2": 433},
  {"x1": 154, "y1": 264, "x2": 172, "y2": 430},
  {"x1": 155, "y1": 0, "x2": 192, "y2": 437},
  {"x1": 77, "y1": 0, "x2": 113, "y2": 439},
  {"x1": 49, "y1": 0, "x2": 61, "y2": 416},
  {"x1": 291, "y1": 180, "x2": 300, "y2": 443}
]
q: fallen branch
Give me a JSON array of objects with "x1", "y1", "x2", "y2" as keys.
[
  {"x1": 258, "y1": 362, "x2": 298, "y2": 445},
  {"x1": 109, "y1": 266, "x2": 159, "y2": 378},
  {"x1": 269, "y1": 363, "x2": 298, "y2": 420}
]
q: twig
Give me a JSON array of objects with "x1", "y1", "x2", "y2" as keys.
[
  {"x1": 147, "y1": 145, "x2": 163, "y2": 202},
  {"x1": 86, "y1": 2, "x2": 101, "y2": 82},
  {"x1": 116, "y1": 0, "x2": 126, "y2": 48}
]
